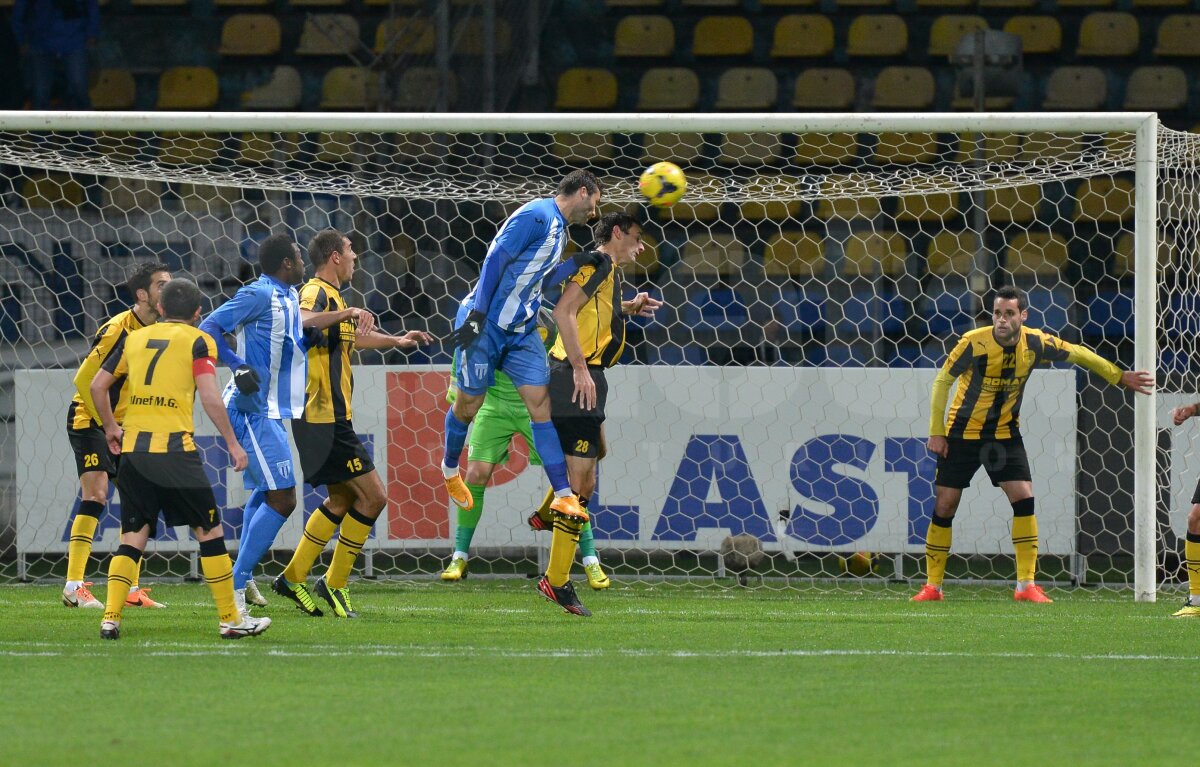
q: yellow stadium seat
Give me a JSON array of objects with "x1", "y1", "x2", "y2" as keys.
[
  {"x1": 680, "y1": 232, "x2": 746, "y2": 276},
  {"x1": 917, "y1": 0, "x2": 974, "y2": 6},
  {"x1": 1113, "y1": 232, "x2": 1182, "y2": 277},
  {"x1": 158, "y1": 132, "x2": 222, "y2": 165},
  {"x1": 835, "y1": 0, "x2": 891, "y2": 6},
  {"x1": 795, "y1": 133, "x2": 858, "y2": 166},
  {"x1": 793, "y1": 69, "x2": 855, "y2": 109},
  {"x1": 179, "y1": 184, "x2": 239, "y2": 215},
  {"x1": 771, "y1": 15, "x2": 834, "y2": 58},
  {"x1": 873, "y1": 132, "x2": 938, "y2": 164},
  {"x1": 131, "y1": 0, "x2": 186, "y2": 5},
  {"x1": 319, "y1": 67, "x2": 378, "y2": 110},
  {"x1": 871, "y1": 67, "x2": 935, "y2": 110},
  {"x1": 374, "y1": 17, "x2": 435, "y2": 56},
  {"x1": 926, "y1": 230, "x2": 981, "y2": 276},
  {"x1": 89, "y1": 69, "x2": 135, "y2": 110},
  {"x1": 288, "y1": 0, "x2": 348, "y2": 5},
  {"x1": 157, "y1": 67, "x2": 218, "y2": 109},
  {"x1": 551, "y1": 133, "x2": 615, "y2": 164},
  {"x1": 606, "y1": 0, "x2": 666, "y2": 6},
  {"x1": 765, "y1": 232, "x2": 825, "y2": 277},
  {"x1": 762, "y1": 0, "x2": 817, "y2": 5},
  {"x1": 816, "y1": 177, "x2": 882, "y2": 220},
  {"x1": 954, "y1": 133, "x2": 1021, "y2": 164},
  {"x1": 693, "y1": 16, "x2": 753, "y2": 56},
  {"x1": 1042, "y1": 67, "x2": 1107, "y2": 110},
  {"x1": 1056, "y1": 0, "x2": 1114, "y2": 6},
  {"x1": 22, "y1": 172, "x2": 85, "y2": 209},
  {"x1": 102, "y1": 178, "x2": 165, "y2": 212},
  {"x1": 241, "y1": 66, "x2": 302, "y2": 110},
  {"x1": 895, "y1": 192, "x2": 960, "y2": 223},
  {"x1": 658, "y1": 175, "x2": 721, "y2": 223},
  {"x1": 640, "y1": 132, "x2": 706, "y2": 164},
  {"x1": 1124, "y1": 66, "x2": 1188, "y2": 111},
  {"x1": 681, "y1": 0, "x2": 738, "y2": 5},
  {"x1": 928, "y1": 15, "x2": 989, "y2": 56},
  {"x1": 847, "y1": 15, "x2": 907, "y2": 56},
  {"x1": 950, "y1": 89, "x2": 1014, "y2": 111},
  {"x1": 614, "y1": 15, "x2": 674, "y2": 58},
  {"x1": 715, "y1": 68, "x2": 777, "y2": 110},
  {"x1": 1019, "y1": 132, "x2": 1083, "y2": 163},
  {"x1": 637, "y1": 68, "x2": 699, "y2": 110},
  {"x1": 555, "y1": 68, "x2": 618, "y2": 110},
  {"x1": 1002, "y1": 16, "x2": 1061, "y2": 55},
  {"x1": 1133, "y1": 0, "x2": 1188, "y2": 6},
  {"x1": 979, "y1": 0, "x2": 1035, "y2": 6},
  {"x1": 364, "y1": 0, "x2": 421, "y2": 4},
  {"x1": 626, "y1": 235, "x2": 662, "y2": 279},
  {"x1": 1073, "y1": 177, "x2": 1133, "y2": 223},
  {"x1": 235, "y1": 133, "x2": 280, "y2": 165},
  {"x1": 219, "y1": 14, "x2": 281, "y2": 56},
  {"x1": 216, "y1": 0, "x2": 273, "y2": 5},
  {"x1": 1004, "y1": 232, "x2": 1069, "y2": 276},
  {"x1": 1076, "y1": 12, "x2": 1139, "y2": 57},
  {"x1": 740, "y1": 175, "x2": 802, "y2": 221},
  {"x1": 394, "y1": 68, "x2": 456, "y2": 110},
  {"x1": 718, "y1": 133, "x2": 783, "y2": 167},
  {"x1": 843, "y1": 232, "x2": 906, "y2": 277},
  {"x1": 986, "y1": 185, "x2": 1040, "y2": 224},
  {"x1": 296, "y1": 15, "x2": 360, "y2": 55},
  {"x1": 1154, "y1": 15, "x2": 1200, "y2": 57},
  {"x1": 313, "y1": 132, "x2": 362, "y2": 166},
  {"x1": 453, "y1": 17, "x2": 512, "y2": 56}
]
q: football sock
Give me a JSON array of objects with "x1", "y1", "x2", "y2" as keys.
[
  {"x1": 1011, "y1": 498, "x2": 1038, "y2": 584},
  {"x1": 547, "y1": 514, "x2": 583, "y2": 588},
  {"x1": 454, "y1": 483, "x2": 486, "y2": 554},
  {"x1": 925, "y1": 515, "x2": 953, "y2": 588},
  {"x1": 327, "y1": 508, "x2": 373, "y2": 589},
  {"x1": 1186, "y1": 533, "x2": 1200, "y2": 600},
  {"x1": 577, "y1": 497, "x2": 597, "y2": 559},
  {"x1": 443, "y1": 408, "x2": 470, "y2": 470},
  {"x1": 283, "y1": 505, "x2": 340, "y2": 584},
  {"x1": 102, "y1": 544, "x2": 140, "y2": 624},
  {"x1": 238, "y1": 489, "x2": 266, "y2": 551},
  {"x1": 534, "y1": 487, "x2": 555, "y2": 526},
  {"x1": 233, "y1": 501, "x2": 287, "y2": 590},
  {"x1": 66, "y1": 501, "x2": 102, "y2": 583},
  {"x1": 199, "y1": 538, "x2": 239, "y2": 624},
  {"x1": 530, "y1": 420, "x2": 570, "y2": 493}
]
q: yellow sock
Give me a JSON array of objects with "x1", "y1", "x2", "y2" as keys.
[
  {"x1": 326, "y1": 510, "x2": 373, "y2": 589},
  {"x1": 201, "y1": 553, "x2": 239, "y2": 624},
  {"x1": 1012, "y1": 512, "x2": 1039, "y2": 583},
  {"x1": 1186, "y1": 536, "x2": 1200, "y2": 597},
  {"x1": 925, "y1": 517, "x2": 952, "y2": 588},
  {"x1": 66, "y1": 512, "x2": 99, "y2": 582},
  {"x1": 130, "y1": 556, "x2": 141, "y2": 591},
  {"x1": 283, "y1": 506, "x2": 340, "y2": 584},
  {"x1": 103, "y1": 552, "x2": 137, "y2": 623},
  {"x1": 535, "y1": 487, "x2": 555, "y2": 527},
  {"x1": 547, "y1": 515, "x2": 582, "y2": 588}
]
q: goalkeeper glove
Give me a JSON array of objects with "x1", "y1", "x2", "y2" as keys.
[
  {"x1": 233, "y1": 365, "x2": 261, "y2": 395},
  {"x1": 448, "y1": 310, "x2": 486, "y2": 350}
]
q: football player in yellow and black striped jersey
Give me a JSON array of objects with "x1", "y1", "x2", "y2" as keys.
[
  {"x1": 913, "y1": 285, "x2": 1153, "y2": 604},
  {"x1": 536, "y1": 211, "x2": 663, "y2": 615},
  {"x1": 62, "y1": 262, "x2": 170, "y2": 610},
  {"x1": 88, "y1": 278, "x2": 268, "y2": 641},
  {"x1": 274, "y1": 229, "x2": 432, "y2": 618}
]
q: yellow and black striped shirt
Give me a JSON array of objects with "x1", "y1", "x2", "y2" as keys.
[
  {"x1": 930, "y1": 325, "x2": 1122, "y2": 440},
  {"x1": 102, "y1": 322, "x2": 218, "y2": 454},
  {"x1": 67, "y1": 307, "x2": 148, "y2": 430},
  {"x1": 299, "y1": 278, "x2": 356, "y2": 423},
  {"x1": 549, "y1": 252, "x2": 625, "y2": 369}
]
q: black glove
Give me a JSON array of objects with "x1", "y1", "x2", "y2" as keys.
[
  {"x1": 302, "y1": 326, "x2": 327, "y2": 350},
  {"x1": 572, "y1": 250, "x2": 604, "y2": 270},
  {"x1": 448, "y1": 310, "x2": 486, "y2": 350},
  {"x1": 233, "y1": 365, "x2": 261, "y2": 395}
]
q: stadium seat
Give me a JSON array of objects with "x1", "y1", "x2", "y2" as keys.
[
  {"x1": 1113, "y1": 232, "x2": 1182, "y2": 277},
  {"x1": 834, "y1": 0, "x2": 891, "y2": 6},
  {"x1": 640, "y1": 131, "x2": 705, "y2": 164},
  {"x1": 364, "y1": 0, "x2": 421, "y2": 5},
  {"x1": 770, "y1": 286, "x2": 827, "y2": 335},
  {"x1": 926, "y1": 230, "x2": 979, "y2": 276},
  {"x1": 626, "y1": 235, "x2": 661, "y2": 279},
  {"x1": 215, "y1": 0, "x2": 273, "y2": 5},
  {"x1": 842, "y1": 231, "x2": 906, "y2": 276},
  {"x1": 1134, "y1": 0, "x2": 1188, "y2": 6},
  {"x1": 765, "y1": 231, "x2": 825, "y2": 276},
  {"x1": 715, "y1": 68, "x2": 777, "y2": 110},
  {"x1": 847, "y1": 16, "x2": 907, "y2": 57},
  {"x1": 679, "y1": 232, "x2": 746, "y2": 276},
  {"x1": 871, "y1": 68, "x2": 935, "y2": 111},
  {"x1": 158, "y1": 133, "x2": 222, "y2": 166},
  {"x1": 954, "y1": 133, "x2": 1020, "y2": 164},
  {"x1": 605, "y1": 0, "x2": 665, "y2": 6},
  {"x1": 21, "y1": 172, "x2": 85, "y2": 209},
  {"x1": 296, "y1": 15, "x2": 360, "y2": 56},
  {"x1": 313, "y1": 132, "x2": 362, "y2": 166},
  {"x1": 1159, "y1": 348, "x2": 1191, "y2": 375},
  {"x1": 771, "y1": 15, "x2": 834, "y2": 58},
  {"x1": 1023, "y1": 286, "x2": 1070, "y2": 330},
  {"x1": 794, "y1": 133, "x2": 858, "y2": 165},
  {"x1": 551, "y1": 133, "x2": 615, "y2": 164},
  {"x1": 1002, "y1": 16, "x2": 1061, "y2": 55},
  {"x1": 1073, "y1": 177, "x2": 1134, "y2": 223},
  {"x1": 374, "y1": 17, "x2": 435, "y2": 56},
  {"x1": 614, "y1": 15, "x2": 675, "y2": 57},
  {"x1": 681, "y1": 287, "x2": 750, "y2": 334},
  {"x1": 1123, "y1": 67, "x2": 1188, "y2": 112},
  {"x1": 178, "y1": 183, "x2": 239, "y2": 215},
  {"x1": 693, "y1": 16, "x2": 753, "y2": 56},
  {"x1": 453, "y1": 17, "x2": 512, "y2": 56},
  {"x1": 1020, "y1": 132, "x2": 1083, "y2": 164},
  {"x1": 739, "y1": 174, "x2": 801, "y2": 220},
  {"x1": 395, "y1": 68, "x2": 456, "y2": 110},
  {"x1": 928, "y1": 15, "x2": 989, "y2": 57},
  {"x1": 761, "y1": 0, "x2": 817, "y2": 5},
  {"x1": 219, "y1": 14, "x2": 281, "y2": 56},
  {"x1": 1004, "y1": 232, "x2": 1069, "y2": 276},
  {"x1": 288, "y1": 0, "x2": 348, "y2": 6},
  {"x1": 717, "y1": 134, "x2": 784, "y2": 167},
  {"x1": 917, "y1": 0, "x2": 974, "y2": 6},
  {"x1": 637, "y1": 68, "x2": 699, "y2": 110},
  {"x1": 889, "y1": 343, "x2": 940, "y2": 368},
  {"x1": 836, "y1": 291, "x2": 907, "y2": 337},
  {"x1": 1081, "y1": 291, "x2": 1132, "y2": 338},
  {"x1": 130, "y1": 0, "x2": 186, "y2": 5},
  {"x1": 1076, "y1": 12, "x2": 1139, "y2": 57},
  {"x1": 1168, "y1": 294, "x2": 1200, "y2": 338},
  {"x1": 1056, "y1": 0, "x2": 1114, "y2": 5},
  {"x1": 986, "y1": 185, "x2": 1040, "y2": 224},
  {"x1": 319, "y1": 67, "x2": 378, "y2": 110},
  {"x1": 1042, "y1": 67, "x2": 1107, "y2": 110},
  {"x1": 925, "y1": 289, "x2": 976, "y2": 336},
  {"x1": 872, "y1": 131, "x2": 938, "y2": 163},
  {"x1": 681, "y1": 0, "x2": 739, "y2": 6},
  {"x1": 101, "y1": 177, "x2": 164, "y2": 212},
  {"x1": 156, "y1": 67, "x2": 218, "y2": 109},
  {"x1": 980, "y1": 0, "x2": 1036, "y2": 6},
  {"x1": 234, "y1": 132, "x2": 281, "y2": 165},
  {"x1": 895, "y1": 192, "x2": 960, "y2": 223},
  {"x1": 241, "y1": 66, "x2": 302, "y2": 110},
  {"x1": 89, "y1": 69, "x2": 135, "y2": 110},
  {"x1": 792, "y1": 69, "x2": 855, "y2": 110},
  {"x1": 1154, "y1": 15, "x2": 1200, "y2": 57},
  {"x1": 816, "y1": 179, "x2": 881, "y2": 219},
  {"x1": 555, "y1": 68, "x2": 618, "y2": 110},
  {"x1": 820, "y1": 344, "x2": 871, "y2": 368}
]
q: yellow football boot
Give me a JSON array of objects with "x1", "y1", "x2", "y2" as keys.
[
  {"x1": 440, "y1": 557, "x2": 468, "y2": 582},
  {"x1": 584, "y1": 562, "x2": 611, "y2": 590}
]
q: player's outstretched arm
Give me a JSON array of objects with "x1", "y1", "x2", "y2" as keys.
[
  {"x1": 198, "y1": 287, "x2": 270, "y2": 369},
  {"x1": 355, "y1": 329, "x2": 435, "y2": 351},
  {"x1": 89, "y1": 367, "x2": 123, "y2": 456},
  {"x1": 1172, "y1": 402, "x2": 1200, "y2": 426},
  {"x1": 196, "y1": 371, "x2": 248, "y2": 472},
  {"x1": 300, "y1": 307, "x2": 374, "y2": 336},
  {"x1": 553, "y1": 281, "x2": 596, "y2": 411},
  {"x1": 622, "y1": 292, "x2": 664, "y2": 318},
  {"x1": 1118, "y1": 369, "x2": 1154, "y2": 395}
]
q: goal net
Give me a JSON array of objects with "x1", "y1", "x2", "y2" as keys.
[{"x1": 0, "y1": 112, "x2": 1187, "y2": 599}]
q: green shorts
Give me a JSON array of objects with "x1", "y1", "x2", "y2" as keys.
[{"x1": 468, "y1": 398, "x2": 543, "y2": 467}]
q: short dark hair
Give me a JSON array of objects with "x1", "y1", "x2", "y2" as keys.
[
  {"x1": 126, "y1": 262, "x2": 170, "y2": 301},
  {"x1": 993, "y1": 285, "x2": 1028, "y2": 311},
  {"x1": 159, "y1": 278, "x2": 202, "y2": 321},
  {"x1": 592, "y1": 211, "x2": 640, "y2": 245},
  {"x1": 557, "y1": 169, "x2": 602, "y2": 197},
  {"x1": 309, "y1": 229, "x2": 348, "y2": 269},
  {"x1": 258, "y1": 233, "x2": 297, "y2": 274}
]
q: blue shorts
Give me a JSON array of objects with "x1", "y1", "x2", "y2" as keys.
[
  {"x1": 229, "y1": 408, "x2": 296, "y2": 491},
  {"x1": 453, "y1": 304, "x2": 550, "y2": 396}
]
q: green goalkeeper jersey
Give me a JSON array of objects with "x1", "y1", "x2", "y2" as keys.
[{"x1": 446, "y1": 356, "x2": 526, "y2": 411}]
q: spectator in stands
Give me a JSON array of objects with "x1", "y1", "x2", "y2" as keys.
[{"x1": 11, "y1": 0, "x2": 100, "y2": 110}]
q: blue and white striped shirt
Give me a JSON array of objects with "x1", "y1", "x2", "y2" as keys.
[
  {"x1": 200, "y1": 275, "x2": 307, "y2": 419},
  {"x1": 466, "y1": 197, "x2": 568, "y2": 334}
]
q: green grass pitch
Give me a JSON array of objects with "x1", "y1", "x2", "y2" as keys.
[{"x1": 0, "y1": 580, "x2": 1193, "y2": 766}]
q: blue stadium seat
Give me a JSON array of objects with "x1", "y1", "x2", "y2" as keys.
[
  {"x1": 0, "y1": 284, "x2": 21, "y2": 342},
  {"x1": 682, "y1": 287, "x2": 749, "y2": 333},
  {"x1": 1023, "y1": 286, "x2": 1070, "y2": 330},
  {"x1": 771, "y1": 286, "x2": 826, "y2": 335},
  {"x1": 821, "y1": 344, "x2": 870, "y2": 368},
  {"x1": 625, "y1": 286, "x2": 665, "y2": 330},
  {"x1": 925, "y1": 290, "x2": 975, "y2": 336},
  {"x1": 889, "y1": 343, "x2": 939, "y2": 368},
  {"x1": 1168, "y1": 293, "x2": 1200, "y2": 338},
  {"x1": 836, "y1": 291, "x2": 907, "y2": 337},
  {"x1": 1080, "y1": 290, "x2": 1133, "y2": 338},
  {"x1": 646, "y1": 343, "x2": 705, "y2": 365},
  {"x1": 1159, "y1": 348, "x2": 1191, "y2": 375}
]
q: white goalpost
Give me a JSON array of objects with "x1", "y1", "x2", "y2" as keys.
[{"x1": 0, "y1": 110, "x2": 1186, "y2": 601}]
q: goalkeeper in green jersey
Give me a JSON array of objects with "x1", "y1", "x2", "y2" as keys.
[{"x1": 440, "y1": 310, "x2": 610, "y2": 589}]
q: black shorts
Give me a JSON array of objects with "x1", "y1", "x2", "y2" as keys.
[
  {"x1": 116, "y1": 452, "x2": 220, "y2": 533},
  {"x1": 292, "y1": 418, "x2": 375, "y2": 487},
  {"x1": 67, "y1": 425, "x2": 118, "y2": 478},
  {"x1": 548, "y1": 360, "x2": 607, "y2": 459},
  {"x1": 1189, "y1": 478, "x2": 1200, "y2": 505},
  {"x1": 935, "y1": 437, "x2": 1032, "y2": 489}
]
